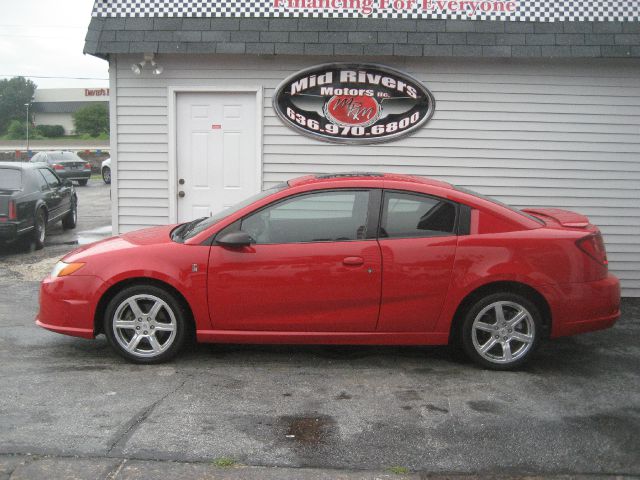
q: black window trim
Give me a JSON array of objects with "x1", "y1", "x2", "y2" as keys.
[
  {"x1": 376, "y1": 189, "x2": 462, "y2": 240},
  {"x1": 213, "y1": 188, "x2": 379, "y2": 246},
  {"x1": 39, "y1": 167, "x2": 61, "y2": 189}
]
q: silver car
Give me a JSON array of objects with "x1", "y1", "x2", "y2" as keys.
[
  {"x1": 31, "y1": 151, "x2": 92, "y2": 186},
  {"x1": 101, "y1": 157, "x2": 111, "y2": 184}
]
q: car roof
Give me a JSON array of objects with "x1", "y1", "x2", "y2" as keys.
[
  {"x1": 38, "y1": 150, "x2": 80, "y2": 156},
  {"x1": 0, "y1": 161, "x2": 41, "y2": 170},
  {"x1": 287, "y1": 172, "x2": 453, "y2": 189}
]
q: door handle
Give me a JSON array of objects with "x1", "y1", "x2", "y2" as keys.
[{"x1": 343, "y1": 256, "x2": 364, "y2": 266}]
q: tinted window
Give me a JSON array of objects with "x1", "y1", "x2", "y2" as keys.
[
  {"x1": 0, "y1": 168, "x2": 22, "y2": 190},
  {"x1": 242, "y1": 190, "x2": 370, "y2": 244},
  {"x1": 181, "y1": 184, "x2": 288, "y2": 240},
  {"x1": 39, "y1": 168, "x2": 61, "y2": 188},
  {"x1": 381, "y1": 192, "x2": 456, "y2": 238},
  {"x1": 454, "y1": 185, "x2": 544, "y2": 225},
  {"x1": 48, "y1": 152, "x2": 81, "y2": 162},
  {"x1": 34, "y1": 170, "x2": 50, "y2": 191}
]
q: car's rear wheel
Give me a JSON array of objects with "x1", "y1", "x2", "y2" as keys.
[
  {"x1": 32, "y1": 209, "x2": 46, "y2": 250},
  {"x1": 102, "y1": 167, "x2": 111, "y2": 184},
  {"x1": 104, "y1": 285, "x2": 188, "y2": 364},
  {"x1": 461, "y1": 292, "x2": 541, "y2": 370},
  {"x1": 78, "y1": 179, "x2": 88, "y2": 186}
]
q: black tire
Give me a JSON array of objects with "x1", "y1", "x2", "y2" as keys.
[
  {"x1": 102, "y1": 167, "x2": 111, "y2": 184},
  {"x1": 62, "y1": 198, "x2": 77, "y2": 230},
  {"x1": 460, "y1": 292, "x2": 542, "y2": 371},
  {"x1": 103, "y1": 284, "x2": 189, "y2": 364},
  {"x1": 78, "y1": 179, "x2": 89, "y2": 186},
  {"x1": 32, "y1": 208, "x2": 47, "y2": 250}
]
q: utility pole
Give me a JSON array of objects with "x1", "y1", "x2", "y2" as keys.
[{"x1": 24, "y1": 103, "x2": 30, "y2": 154}]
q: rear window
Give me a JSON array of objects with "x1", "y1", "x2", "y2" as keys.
[
  {"x1": 48, "y1": 152, "x2": 81, "y2": 162},
  {"x1": 0, "y1": 168, "x2": 22, "y2": 190},
  {"x1": 454, "y1": 185, "x2": 544, "y2": 225}
]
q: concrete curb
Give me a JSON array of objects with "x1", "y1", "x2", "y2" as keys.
[{"x1": 1, "y1": 455, "x2": 635, "y2": 480}]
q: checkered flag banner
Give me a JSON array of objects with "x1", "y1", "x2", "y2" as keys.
[{"x1": 92, "y1": 0, "x2": 640, "y2": 22}]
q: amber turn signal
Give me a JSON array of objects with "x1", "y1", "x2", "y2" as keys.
[{"x1": 50, "y1": 261, "x2": 85, "y2": 278}]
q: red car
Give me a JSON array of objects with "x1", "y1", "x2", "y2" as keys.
[{"x1": 36, "y1": 173, "x2": 620, "y2": 369}]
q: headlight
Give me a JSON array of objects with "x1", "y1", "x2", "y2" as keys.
[{"x1": 50, "y1": 261, "x2": 85, "y2": 278}]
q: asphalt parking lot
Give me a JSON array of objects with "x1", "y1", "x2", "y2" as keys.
[{"x1": 0, "y1": 180, "x2": 638, "y2": 479}]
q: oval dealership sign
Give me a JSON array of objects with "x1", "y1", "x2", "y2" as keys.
[{"x1": 273, "y1": 63, "x2": 435, "y2": 144}]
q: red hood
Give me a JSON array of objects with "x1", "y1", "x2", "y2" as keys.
[
  {"x1": 64, "y1": 225, "x2": 177, "y2": 262},
  {"x1": 522, "y1": 208, "x2": 590, "y2": 228}
]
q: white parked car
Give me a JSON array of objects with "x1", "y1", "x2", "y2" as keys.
[{"x1": 101, "y1": 158, "x2": 111, "y2": 184}]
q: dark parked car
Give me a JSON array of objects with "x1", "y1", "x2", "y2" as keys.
[
  {"x1": 0, "y1": 162, "x2": 77, "y2": 249},
  {"x1": 31, "y1": 151, "x2": 92, "y2": 186}
]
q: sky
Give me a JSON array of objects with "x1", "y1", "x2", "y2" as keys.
[{"x1": 0, "y1": 0, "x2": 109, "y2": 90}]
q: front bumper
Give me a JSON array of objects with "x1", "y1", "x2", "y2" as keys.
[
  {"x1": 540, "y1": 273, "x2": 621, "y2": 338},
  {"x1": 35, "y1": 274, "x2": 104, "y2": 339}
]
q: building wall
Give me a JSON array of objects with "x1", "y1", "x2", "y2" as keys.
[
  {"x1": 34, "y1": 88, "x2": 110, "y2": 103},
  {"x1": 32, "y1": 112, "x2": 76, "y2": 135},
  {"x1": 112, "y1": 54, "x2": 640, "y2": 296}
]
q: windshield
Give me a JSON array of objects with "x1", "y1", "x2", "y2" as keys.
[
  {"x1": 49, "y1": 152, "x2": 81, "y2": 162},
  {"x1": 454, "y1": 185, "x2": 544, "y2": 225},
  {"x1": 181, "y1": 183, "x2": 288, "y2": 240},
  {"x1": 0, "y1": 168, "x2": 22, "y2": 190}
]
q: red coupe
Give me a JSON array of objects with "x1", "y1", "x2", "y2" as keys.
[{"x1": 36, "y1": 173, "x2": 620, "y2": 369}]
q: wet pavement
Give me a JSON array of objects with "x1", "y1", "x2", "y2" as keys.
[
  {"x1": 0, "y1": 179, "x2": 639, "y2": 478},
  {"x1": 0, "y1": 179, "x2": 112, "y2": 280}
]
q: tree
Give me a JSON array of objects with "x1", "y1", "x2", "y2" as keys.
[
  {"x1": 73, "y1": 103, "x2": 109, "y2": 137},
  {"x1": 0, "y1": 77, "x2": 37, "y2": 135},
  {"x1": 6, "y1": 119, "x2": 26, "y2": 139}
]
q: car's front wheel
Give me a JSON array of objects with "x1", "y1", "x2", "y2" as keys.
[
  {"x1": 460, "y1": 292, "x2": 541, "y2": 370},
  {"x1": 104, "y1": 285, "x2": 189, "y2": 364},
  {"x1": 62, "y1": 198, "x2": 77, "y2": 230},
  {"x1": 102, "y1": 167, "x2": 111, "y2": 184}
]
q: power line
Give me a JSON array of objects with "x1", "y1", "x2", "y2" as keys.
[
  {"x1": 0, "y1": 34, "x2": 79, "y2": 39},
  {"x1": 0, "y1": 75, "x2": 108, "y2": 80},
  {"x1": 0, "y1": 24, "x2": 87, "y2": 29}
]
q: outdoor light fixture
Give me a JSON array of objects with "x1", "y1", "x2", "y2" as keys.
[{"x1": 131, "y1": 53, "x2": 163, "y2": 75}]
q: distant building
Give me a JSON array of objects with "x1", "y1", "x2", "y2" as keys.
[{"x1": 32, "y1": 88, "x2": 109, "y2": 135}]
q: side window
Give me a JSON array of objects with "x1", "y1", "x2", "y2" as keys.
[
  {"x1": 381, "y1": 191, "x2": 457, "y2": 239},
  {"x1": 241, "y1": 190, "x2": 370, "y2": 244},
  {"x1": 39, "y1": 168, "x2": 61, "y2": 188},
  {"x1": 35, "y1": 170, "x2": 50, "y2": 191},
  {"x1": 31, "y1": 153, "x2": 41, "y2": 163}
]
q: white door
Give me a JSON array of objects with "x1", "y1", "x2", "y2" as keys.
[{"x1": 176, "y1": 91, "x2": 259, "y2": 222}]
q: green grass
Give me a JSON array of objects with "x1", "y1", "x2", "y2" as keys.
[
  {"x1": 0, "y1": 134, "x2": 109, "y2": 142},
  {"x1": 211, "y1": 457, "x2": 237, "y2": 468},
  {"x1": 388, "y1": 466, "x2": 410, "y2": 475}
]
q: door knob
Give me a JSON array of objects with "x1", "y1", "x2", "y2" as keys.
[
  {"x1": 178, "y1": 191, "x2": 185, "y2": 198},
  {"x1": 343, "y1": 256, "x2": 364, "y2": 266},
  {"x1": 179, "y1": 179, "x2": 185, "y2": 185}
]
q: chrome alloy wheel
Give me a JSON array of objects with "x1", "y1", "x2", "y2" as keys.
[
  {"x1": 37, "y1": 213, "x2": 46, "y2": 243},
  {"x1": 112, "y1": 294, "x2": 177, "y2": 358},
  {"x1": 471, "y1": 301, "x2": 535, "y2": 365}
]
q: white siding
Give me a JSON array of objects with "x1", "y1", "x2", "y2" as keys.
[
  {"x1": 32, "y1": 112, "x2": 75, "y2": 135},
  {"x1": 114, "y1": 55, "x2": 640, "y2": 296}
]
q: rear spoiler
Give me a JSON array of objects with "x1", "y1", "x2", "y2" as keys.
[{"x1": 521, "y1": 208, "x2": 590, "y2": 228}]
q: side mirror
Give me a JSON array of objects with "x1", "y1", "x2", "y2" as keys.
[{"x1": 216, "y1": 231, "x2": 255, "y2": 248}]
